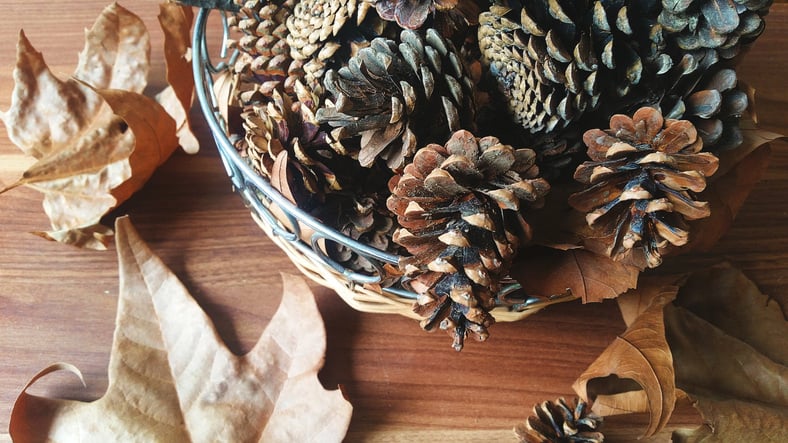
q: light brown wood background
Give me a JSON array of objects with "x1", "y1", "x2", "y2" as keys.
[{"x1": 0, "y1": 1, "x2": 786, "y2": 440}]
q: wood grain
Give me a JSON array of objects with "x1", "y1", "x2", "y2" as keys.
[{"x1": 0, "y1": 2, "x2": 786, "y2": 440}]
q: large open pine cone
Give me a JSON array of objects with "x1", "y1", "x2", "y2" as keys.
[
  {"x1": 659, "y1": 0, "x2": 772, "y2": 59},
  {"x1": 569, "y1": 106, "x2": 719, "y2": 268},
  {"x1": 387, "y1": 130, "x2": 550, "y2": 350},
  {"x1": 478, "y1": 1, "x2": 671, "y2": 136},
  {"x1": 661, "y1": 65, "x2": 748, "y2": 152},
  {"x1": 316, "y1": 28, "x2": 477, "y2": 171},
  {"x1": 515, "y1": 398, "x2": 604, "y2": 443}
]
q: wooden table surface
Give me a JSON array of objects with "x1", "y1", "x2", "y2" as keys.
[{"x1": 1, "y1": 1, "x2": 786, "y2": 440}]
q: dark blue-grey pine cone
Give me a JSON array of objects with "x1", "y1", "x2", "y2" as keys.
[
  {"x1": 658, "y1": 0, "x2": 773, "y2": 59},
  {"x1": 316, "y1": 28, "x2": 477, "y2": 171},
  {"x1": 478, "y1": 0, "x2": 672, "y2": 136}
]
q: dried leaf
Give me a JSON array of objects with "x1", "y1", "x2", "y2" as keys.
[
  {"x1": 573, "y1": 281, "x2": 679, "y2": 437},
  {"x1": 33, "y1": 224, "x2": 115, "y2": 251},
  {"x1": 513, "y1": 247, "x2": 639, "y2": 303},
  {"x1": 212, "y1": 70, "x2": 236, "y2": 125},
  {"x1": 711, "y1": 122, "x2": 780, "y2": 179},
  {"x1": 577, "y1": 264, "x2": 788, "y2": 440},
  {"x1": 1, "y1": 4, "x2": 148, "y2": 159},
  {"x1": 13, "y1": 86, "x2": 178, "y2": 249},
  {"x1": 155, "y1": 1, "x2": 198, "y2": 154},
  {"x1": 10, "y1": 217, "x2": 353, "y2": 442},
  {"x1": 271, "y1": 150, "x2": 297, "y2": 204},
  {"x1": 672, "y1": 396, "x2": 787, "y2": 442},
  {"x1": 0, "y1": 4, "x2": 181, "y2": 248},
  {"x1": 666, "y1": 265, "x2": 788, "y2": 442},
  {"x1": 617, "y1": 274, "x2": 688, "y2": 327},
  {"x1": 73, "y1": 3, "x2": 150, "y2": 95}
]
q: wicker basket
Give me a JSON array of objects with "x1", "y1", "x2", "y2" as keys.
[{"x1": 191, "y1": 8, "x2": 577, "y2": 322}]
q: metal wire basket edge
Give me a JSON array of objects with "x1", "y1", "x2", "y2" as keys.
[{"x1": 190, "y1": 8, "x2": 576, "y2": 319}]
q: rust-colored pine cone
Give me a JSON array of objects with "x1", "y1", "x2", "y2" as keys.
[
  {"x1": 317, "y1": 28, "x2": 477, "y2": 171},
  {"x1": 515, "y1": 398, "x2": 604, "y2": 443},
  {"x1": 387, "y1": 130, "x2": 550, "y2": 350},
  {"x1": 569, "y1": 106, "x2": 719, "y2": 268}
]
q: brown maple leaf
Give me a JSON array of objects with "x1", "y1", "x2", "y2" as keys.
[
  {"x1": 0, "y1": 2, "x2": 195, "y2": 249},
  {"x1": 9, "y1": 216, "x2": 353, "y2": 442},
  {"x1": 513, "y1": 247, "x2": 639, "y2": 304},
  {"x1": 573, "y1": 264, "x2": 788, "y2": 441}
]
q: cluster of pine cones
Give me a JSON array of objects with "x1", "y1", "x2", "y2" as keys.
[{"x1": 221, "y1": 0, "x2": 771, "y2": 350}]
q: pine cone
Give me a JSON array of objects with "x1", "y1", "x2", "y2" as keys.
[
  {"x1": 285, "y1": 0, "x2": 356, "y2": 63},
  {"x1": 317, "y1": 28, "x2": 477, "y2": 171},
  {"x1": 229, "y1": 0, "x2": 321, "y2": 96},
  {"x1": 568, "y1": 107, "x2": 719, "y2": 268},
  {"x1": 387, "y1": 130, "x2": 550, "y2": 350},
  {"x1": 514, "y1": 398, "x2": 604, "y2": 443},
  {"x1": 659, "y1": 0, "x2": 772, "y2": 59},
  {"x1": 478, "y1": 1, "x2": 671, "y2": 136},
  {"x1": 322, "y1": 193, "x2": 399, "y2": 273},
  {"x1": 374, "y1": 0, "x2": 460, "y2": 30},
  {"x1": 661, "y1": 66, "x2": 748, "y2": 152},
  {"x1": 240, "y1": 82, "x2": 368, "y2": 205}
]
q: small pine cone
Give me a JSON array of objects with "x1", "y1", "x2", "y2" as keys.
[
  {"x1": 387, "y1": 130, "x2": 550, "y2": 350},
  {"x1": 662, "y1": 67, "x2": 748, "y2": 152},
  {"x1": 659, "y1": 0, "x2": 772, "y2": 59},
  {"x1": 478, "y1": 1, "x2": 671, "y2": 136},
  {"x1": 286, "y1": 0, "x2": 360, "y2": 62},
  {"x1": 229, "y1": 0, "x2": 319, "y2": 96},
  {"x1": 323, "y1": 194, "x2": 399, "y2": 273},
  {"x1": 569, "y1": 107, "x2": 719, "y2": 268},
  {"x1": 514, "y1": 398, "x2": 604, "y2": 443},
  {"x1": 240, "y1": 83, "x2": 363, "y2": 205},
  {"x1": 317, "y1": 28, "x2": 477, "y2": 171}
]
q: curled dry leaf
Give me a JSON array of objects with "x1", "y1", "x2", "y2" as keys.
[
  {"x1": 10, "y1": 216, "x2": 353, "y2": 442},
  {"x1": 666, "y1": 265, "x2": 788, "y2": 442},
  {"x1": 0, "y1": 2, "x2": 194, "y2": 249},
  {"x1": 271, "y1": 150, "x2": 297, "y2": 204},
  {"x1": 156, "y1": 1, "x2": 198, "y2": 154},
  {"x1": 572, "y1": 278, "x2": 680, "y2": 437},
  {"x1": 575, "y1": 264, "x2": 788, "y2": 441},
  {"x1": 513, "y1": 247, "x2": 639, "y2": 303}
]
